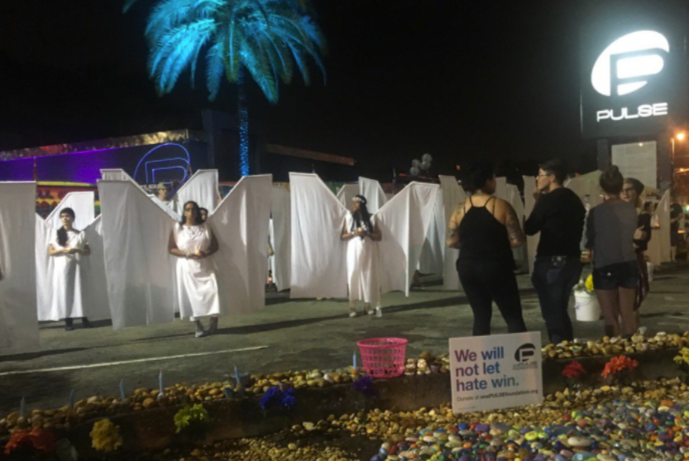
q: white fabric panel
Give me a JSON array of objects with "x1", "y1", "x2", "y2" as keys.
[
  {"x1": 46, "y1": 192, "x2": 95, "y2": 231},
  {"x1": 565, "y1": 171, "x2": 603, "y2": 209},
  {"x1": 358, "y1": 177, "x2": 387, "y2": 213},
  {"x1": 270, "y1": 185, "x2": 291, "y2": 292},
  {"x1": 98, "y1": 181, "x2": 176, "y2": 330},
  {"x1": 376, "y1": 182, "x2": 439, "y2": 296},
  {"x1": 523, "y1": 176, "x2": 539, "y2": 274},
  {"x1": 418, "y1": 190, "x2": 445, "y2": 275},
  {"x1": 495, "y1": 177, "x2": 508, "y2": 198},
  {"x1": 82, "y1": 216, "x2": 112, "y2": 321},
  {"x1": 439, "y1": 176, "x2": 465, "y2": 290},
  {"x1": 101, "y1": 168, "x2": 181, "y2": 220},
  {"x1": 35, "y1": 216, "x2": 53, "y2": 321},
  {"x1": 336, "y1": 184, "x2": 359, "y2": 208},
  {"x1": 101, "y1": 169, "x2": 135, "y2": 181},
  {"x1": 174, "y1": 170, "x2": 220, "y2": 215},
  {"x1": 290, "y1": 173, "x2": 349, "y2": 299},
  {"x1": 209, "y1": 175, "x2": 272, "y2": 315},
  {"x1": 0, "y1": 182, "x2": 39, "y2": 354},
  {"x1": 658, "y1": 191, "x2": 672, "y2": 263}
]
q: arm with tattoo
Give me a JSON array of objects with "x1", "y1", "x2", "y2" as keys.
[
  {"x1": 504, "y1": 202, "x2": 525, "y2": 248},
  {"x1": 446, "y1": 207, "x2": 464, "y2": 249}
]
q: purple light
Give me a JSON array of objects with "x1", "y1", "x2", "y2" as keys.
[{"x1": 0, "y1": 146, "x2": 125, "y2": 162}]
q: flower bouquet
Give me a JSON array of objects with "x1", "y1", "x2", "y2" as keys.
[{"x1": 573, "y1": 274, "x2": 600, "y2": 322}]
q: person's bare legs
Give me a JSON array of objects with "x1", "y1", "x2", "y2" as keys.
[
  {"x1": 596, "y1": 289, "x2": 621, "y2": 337},
  {"x1": 618, "y1": 287, "x2": 638, "y2": 336}
]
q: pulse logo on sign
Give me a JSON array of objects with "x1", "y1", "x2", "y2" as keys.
[
  {"x1": 513, "y1": 343, "x2": 537, "y2": 370},
  {"x1": 592, "y1": 30, "x2": 670, "y2": 123}
]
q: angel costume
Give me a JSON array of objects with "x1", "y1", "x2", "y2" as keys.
[
  {"x1": 345, "y1": 214, "x2": 381, "y2": 306},
  {"x1": 49, "y1": 229, "x2": 90, "y2": 319},
  {"x1": 173, "y1": 222, "x2": 221, "y2": 320}
]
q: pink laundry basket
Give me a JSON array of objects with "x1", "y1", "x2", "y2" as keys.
[{"x1": 356, "y1": 338, "x2": 408, "y2": 379}]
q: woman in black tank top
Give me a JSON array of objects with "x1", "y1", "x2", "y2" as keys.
[{"x1": 447, "y1": 160, "x2": 527, "y2": 336}]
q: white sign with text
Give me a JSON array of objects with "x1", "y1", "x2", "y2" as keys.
[{"x1": 449, "y1": 332, "x2": 543, "y2": 413}]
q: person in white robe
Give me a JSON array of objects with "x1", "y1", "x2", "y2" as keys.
[
  {"x1": 168, "y1": 200, "x2": 221, "y2": 338},
  {"x1": 341, "y1": 195, "x2": 382, "y2": 317},
  {"x1": 48, "y1": 207, "x2": 93, "y2": 331},
  {"x1": 156, "y1": 182, "x2": 176, "y2": 209}
]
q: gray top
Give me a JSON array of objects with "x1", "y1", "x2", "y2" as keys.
[{"x1": 585, "y1": 200, "x2": 637, "y2": 269}]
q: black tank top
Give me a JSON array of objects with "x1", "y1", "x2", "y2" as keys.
[{"x1": 458, "y1": 197, "x2": 514, "y2": 266}]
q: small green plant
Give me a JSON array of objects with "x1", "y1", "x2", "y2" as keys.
[{"x1": 173, "y1": 404, "x2": 209, "y2": 434}]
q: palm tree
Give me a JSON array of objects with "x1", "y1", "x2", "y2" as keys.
[{"x1": 124, "y1": 0, "x2": 326, "y2": 175}]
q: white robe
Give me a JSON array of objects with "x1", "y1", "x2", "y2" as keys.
[
  {"x1": 345, "y1": 215, "x2": 381, "y2": 306},
  {"x1": 173, "y1": 223, "x2": 221, "y2": 320},
  {"x1": 49, "y1": 229, "x2": 89, "y2": 319}
]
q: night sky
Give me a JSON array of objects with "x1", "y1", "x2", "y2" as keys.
[{"x1": 0, "y1": 0, "x2": 680, "y2": 178}]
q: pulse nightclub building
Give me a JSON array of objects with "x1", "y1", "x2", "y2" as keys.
[{"x1": 580, "y1": 6, "x2": 688, "y2": 191}]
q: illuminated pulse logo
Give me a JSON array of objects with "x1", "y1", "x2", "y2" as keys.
[{"x1": 591, "y1": 30, "x2": 670, "y2": 97}]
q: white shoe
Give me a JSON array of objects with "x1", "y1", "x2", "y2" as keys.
[
  {"x1": 349, "y1": 309, "x2": 357, "y2": 318},
  {"x1": 375, "y1": 307, "x2": 383, "y2": 318},
  {"x1": 366, "y1": 307, "x2": 375, "y2": 316}
]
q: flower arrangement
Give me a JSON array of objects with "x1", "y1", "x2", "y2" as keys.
[
  {"x1": 90, "y1": 419, "x2": 123, "y2": 453},
  {"x1": 573, "y1": 274, "x2": 595, "y2": 295},
  {"x1": 561, "y1": 360, "x2": 587, "y2": 383},
  {"x1": 259, "y1": 386, "x2": 297, "y2": 412},
  {"x1": 674, "y1": 347, "x2": 689, "y2": 366},
  {"x1": 601, "y1": 355, "x2": 638, "y2": 383},
  {"x1": 674, "y1": 348, "x2": 689, "y2": 379},
  {"x1": 173, "y1": 404, "x2": 209, "y2": 434},
  {"x1": 4, "y1": 427, "x2": 55, "y2": 455},
  {"x1": 351, "y1": 375, "x2": 379, "y2": 399}
]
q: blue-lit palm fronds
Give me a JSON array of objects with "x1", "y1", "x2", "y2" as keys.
[{"x1": 126, "y1": 0, "x2": 326, "y2": 103}]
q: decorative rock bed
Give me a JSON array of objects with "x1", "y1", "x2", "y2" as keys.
[{"x1": 3, "y1": 332, "x2": 689, "y2": 460}]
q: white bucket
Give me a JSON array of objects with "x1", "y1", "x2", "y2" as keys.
[
  {"x1": 646, "y1": 261, "x2": 654, "y2": 283},
  {"x1": 574, "y1": 292, "x2": 600, "y2": 322}
]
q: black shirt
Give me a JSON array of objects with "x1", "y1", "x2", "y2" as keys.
[
  {"x1": 524, "y1": 187, "x2": 586, "y2": 258},
  {"x1": 634, "y1": 212, "x2": 652, "y2": 253}
]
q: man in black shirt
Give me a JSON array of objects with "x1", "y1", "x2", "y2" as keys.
[{"x1": 525, "y1": 159, "x2": 586, "y2": 344}]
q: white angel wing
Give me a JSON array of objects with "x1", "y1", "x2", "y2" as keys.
[
  {"x1": 174, "y1": 169, "x2": 220, "y2": 215},
  {"x1": 0, "y1": 182, "x2": 39, "y2": 354},
  {"x1": 270, "y1": 185, "x2": 291, "y2": 292},
  {"x1": 418, "y1": 189, "x2": 445, "y2": 275},
  {"x1": 101, "y1": 168, "x2": 181, "y2": 220},
  {"x1": 209, "y1": 175, "x2": 272, "y2": 314},
  {"x1": 82, "y1": 216, "x2": 112, "y2": 321},
  {"x1": 336, "y1": 184, "x2": 359, "y2": 208},
  {"x1": 359, "y1": 177, "x2": 387, "y2": 213},
  {"x1": 35, "y1": 215, "x2": 55, "y2": 321},
  {"x1": 45, "y1": 191, "x2": 95, "y2": 231},
  {"x1": 439, "y1": 175, "x2": 466, "y2": 290},
  {"x1": 290, "y1": 173, "x2": 349, "y2": 299},
  {"x1": 97, "y1": 180, "x2": 177, "y2": 329},
  {"x1": 375, "y1": 182, "x2": 439, "y2": 296}
]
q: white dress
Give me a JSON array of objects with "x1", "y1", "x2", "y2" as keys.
[
  {"x1": 173, "y1": 223, "x2": 221, "y2": 320},
  {"x1": 345, "y1": 215, "x2": 381, "y2": 306},
  {"x1": 49, "y1": 229, "x2": 89, "y2": 319}
]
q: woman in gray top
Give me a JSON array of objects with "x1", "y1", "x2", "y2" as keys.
[{"x1": 585, "y1": 166, "x2": 639, "y2": 337}]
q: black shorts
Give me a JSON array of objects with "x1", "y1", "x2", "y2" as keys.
[{"x1": 592, "y1": 261, "x2": 639, "y2": 290}]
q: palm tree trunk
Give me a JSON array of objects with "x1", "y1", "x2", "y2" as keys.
[{"x1": 237, "y1": 69, "x2": 250, "y2": 176}]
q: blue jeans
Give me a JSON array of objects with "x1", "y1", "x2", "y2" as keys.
[{"x1": 532, "y1": 257, "x2": 582, "y2": 345}]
